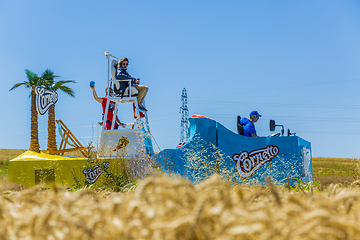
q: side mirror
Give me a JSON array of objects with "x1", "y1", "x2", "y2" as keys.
[
  {"x1": 270, "y1": 120, "x2": 276, "y2": 131},
  {"x1": 270, "y1": 119, "x2": 284, "y2": 136}
]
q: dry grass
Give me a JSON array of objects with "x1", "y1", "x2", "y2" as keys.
[
  {"x1": 3, "y1": 150, "x2": 360, "y2": 238},
  {"x1": 313, "y1": 157, "x2": 360, "y2": 176},
  {"x1": 313, "y1": 175, "x2": 359, "y2": 189},
  {"x1": 312, "y1": 157, "x2": 360, "y2": 187},
  {"x1": 1, "y1": 175, "x2": 360, "y2": 239},
  {"x1": 0, "y1": 149, "x2": 29, "y2": 161}
]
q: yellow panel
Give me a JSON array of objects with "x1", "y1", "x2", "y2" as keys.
[
  {"x1": 11, "y1": 150, "x2": 88, "y2": 161},
  {"x1": 9, "y1": 151, "x2": 126, "y2": 188}
]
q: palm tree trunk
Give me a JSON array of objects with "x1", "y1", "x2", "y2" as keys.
[
  {"x1": 30, "y1": 85, "x2": 40, "y2": 152},
  {"x1": 47, "y1": 105, "x2": 57, "y2": 153}
]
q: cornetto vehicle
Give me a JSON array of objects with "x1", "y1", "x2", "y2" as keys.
[
  {"x1": 156, "y1": 116, "x2": 312, "y2": 186},
  {"x1": 8, "y1": 52, "x2": 154, "y2": 188},
  {"x1": 8, "y1": 52, "x2": 312, "y2": 188}
]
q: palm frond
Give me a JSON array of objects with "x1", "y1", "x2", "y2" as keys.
[
  {"x1": 40, "y1": 70, "x2": 76, "y2": 97},
  {"x1": 58, "y1": 85, "x2": 75, "y2": 97},
  {"x1": 54, "y1": 80, "x2": 76, "y2": 88},
  {"x1": 41, "y1": 69, "x2": 57, "y2": 89},
  {"x1": 9, "y1": 82, "x2": 29, "y2": 91},
  {"x1": 42, "y1": 69, "x2": 60, "y2": 80},
  {"x1": 25, "y1": 69, "x2": 37, "y2": 82},
  {"x1": 25, "y1": 69, "x2": 44, "y2": 86}
]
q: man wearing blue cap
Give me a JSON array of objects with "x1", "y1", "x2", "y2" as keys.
[{"x1": 243, "y1": 111, "x2": 261, "y2": 137}]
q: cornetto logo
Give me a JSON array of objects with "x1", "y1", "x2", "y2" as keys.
[
  {"x1": 35, "y1": 87, "x2": 58, "y2": 115},
  {"x1": 114, "y1": 136, "x2": 130, "y2": 151},
  {"x1": 83, "y1": 162, "x2": 110, "y2": 184},
  {"x1": 232, "y1": 145, "x2": 279, "y2": 179}
]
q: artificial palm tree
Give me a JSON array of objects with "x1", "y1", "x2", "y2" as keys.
[
  {"x1": 9, "y1": 69, "x2": 45, "y2": 153},
  {"x1": 41, "y1": 69, "x2": 76, "y2": 153}
]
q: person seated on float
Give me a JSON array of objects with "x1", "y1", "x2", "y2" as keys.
[
  {"x1": 243, "y1": 111, "x2": 261, "y2": 137},
  {"x1": 90, "y1": 83, "x2": 125, "y2": 130},
  {"x1": 116, "y1": 57, "x2": 149, "y2": 112}
]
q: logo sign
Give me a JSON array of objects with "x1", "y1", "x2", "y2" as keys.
[
  {"x1": 35, "y1": 86, "x2": 58, "y2": 115},
  {"x1": 232, "y1": 145, "x2": 279, "y2": 179},
  {"x1": 114, "y1": 136, "x2": 130, "y2": 151},
  {"x1": 83, "y1": 162, "x2": 110, "y2": 184}
]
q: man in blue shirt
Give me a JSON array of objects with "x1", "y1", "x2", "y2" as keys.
[{"x1": 243, "y1": 111, "x2": 261, "y2": 137}]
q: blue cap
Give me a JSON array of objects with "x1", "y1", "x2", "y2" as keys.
[{"x1": 250, "y1": 111, "x2": 261, "y2": 117}]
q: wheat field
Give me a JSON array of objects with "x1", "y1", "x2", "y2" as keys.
[
  {"x1": 2, "y1": 149, "x2": 360, "y2": 239},
  {"x1": 1, "y1": 174, "x2": 360, "y2": 239}
]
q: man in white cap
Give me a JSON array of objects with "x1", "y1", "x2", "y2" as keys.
[{"x1": 243, "y1": 110, "x2": 261, "y2": 137}]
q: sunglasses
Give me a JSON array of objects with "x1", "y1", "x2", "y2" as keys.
[{"x1": 122, "y1": 63, "x2": 128, "y2": 66}]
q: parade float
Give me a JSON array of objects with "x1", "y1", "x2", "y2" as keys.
[
  {"x1": 9, "y1": 52, "x2": 312, "y2": 188},
  {"x1": 9, "y1": 52, "x2": 154, "y2": 188},
  {"x1": 156, "y1": 116, "x2": 312, "y2": 186}
]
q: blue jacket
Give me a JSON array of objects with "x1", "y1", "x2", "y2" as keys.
[
  {"x1": 116, "y1": 67, "x2": 138, "y2": 90},
  {"x1": 239, "y1": 117, "x2": 250, "y2": 126},
  {"x1": 243, "y1": 121, "x2": 256, "y2": 137}
]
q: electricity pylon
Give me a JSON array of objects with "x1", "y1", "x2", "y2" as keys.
[{"x1": 179, "y1": 88, "x2": 189, "y2": 144}]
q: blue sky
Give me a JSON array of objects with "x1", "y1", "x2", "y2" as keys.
[{"x1": 1, "y1": 0, "x2": 360, "y2": 158}]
